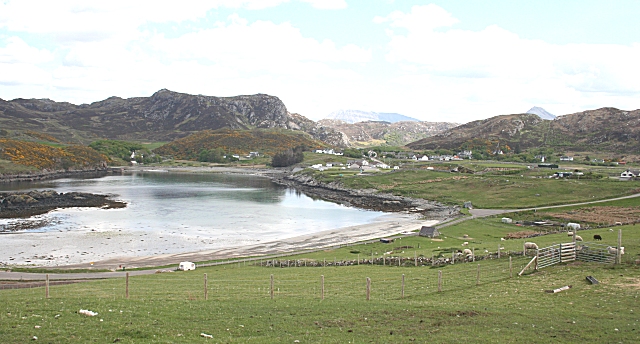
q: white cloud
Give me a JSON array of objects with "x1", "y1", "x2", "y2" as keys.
[
  {"x1": 373, "y1": 4, "x2": 640, "y2": 122},
  {"x1": 301, "y1": 0, "x2": 347, "y2": 10}
]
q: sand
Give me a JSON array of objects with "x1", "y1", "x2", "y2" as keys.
[{"x1": 1, "y1": 212, "x2": 437, "y2": 270}]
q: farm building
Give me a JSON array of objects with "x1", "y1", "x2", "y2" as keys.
[
  {"x1": 502, "y1": 217, "x2": 513, "y2": 223},
  {"x1": 419, "y1": 226, "x2": 440, "y2": 238}
]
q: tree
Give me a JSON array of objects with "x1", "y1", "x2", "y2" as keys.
[{"x1": 272, "y1": 146, "x2": 305, "y2": 167}]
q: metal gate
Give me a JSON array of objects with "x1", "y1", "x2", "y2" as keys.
[
  {"x1": 576, "y1": 242, "x2": 616, "y2": 263},
  {"x1": 537, "y1": 242, "x2": 576, "y2": 269}
]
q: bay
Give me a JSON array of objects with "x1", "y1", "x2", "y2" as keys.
[{"x1": 0, "y1": 171, "x2": 394, "y2": 266}]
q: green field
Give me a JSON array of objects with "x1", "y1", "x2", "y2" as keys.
[{"x1": 2, "y1": 257, "x2": 639, "y2": 342}]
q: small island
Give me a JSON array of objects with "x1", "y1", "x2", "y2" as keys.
[{"x1": 0, "y1": 190, "x2": 126, "y2": 222}]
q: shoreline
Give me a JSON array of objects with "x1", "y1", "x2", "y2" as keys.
[{"x1": 0, "y1": 165, "x2": 457, "y2": 269}]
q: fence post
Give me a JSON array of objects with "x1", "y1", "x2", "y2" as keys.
[
  {"x1": 497, "y1": 244, "x2": 501, "y2": 259},
  {"x1": 366, "y1": 277, "x2": 371, "y2": 301},
  {"x1": 415, "y1": 251, "x2": 417, "y2": 267},
  {"x1": 204, "y1": 274, "x2": 208, "y2": 300},
  {"x1": 472, "y1": 248, "x2": 475, "y2": 262},
  {"x1": 509, "y1": 256, "x2": 513, "y2": 278},
  {"x1": 452, "y1": 250, "x2": 455, "y2": 264},
  {"x1": 321, "y1": 275, "x2": 325, "y2": 300},
  {"x1": 476, "y1": 264, "x2": 480, "y2": 286},
  {"x1": 438, "y1": 271, "x2": 442, "y2": 292},
  {"x1": 431, "y1": 254, "x2": 435, "y2": 267},
  {"x1": 617, "y1": 229, "x2": 622, "y2": 265},
  {"x1": 357, "y1": 254, "x2": 360, "y2": 265},
  {"x1": 126, "y1": 272, "x2": 129, "y2": 299},
  {"x1": 270, "y1": 274, "x2": 274, "y2": 300},
  {"x1": 559, "y1": 243, "x2": 562, "y2": 263},
  {"x1": 323, "y1": 258, "x2": 326, "y2": 267},
  {"x1": 398, "y1": 256, "x2": 401, "y2": 266},
  {"x1": 45, "y1": 274, "x2": 49, "y2": 299},
  {"x1": 401, "y1": 274, "x2": 405, "y2": 299}
]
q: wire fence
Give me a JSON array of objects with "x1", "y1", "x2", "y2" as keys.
[{"x1": 3, "y1": 256, "x2": 532, "y2": 303}]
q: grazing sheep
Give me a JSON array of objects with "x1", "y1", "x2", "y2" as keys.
[
  {"x1": 593, "y1": 234, "x2": 602, "y2": 241},
  {"x1": 524, "y1": 242, "x2": 538, "y2": 250},
  {"x1": 608, "y1": 246, "x2": 625, "y2": 255},
  {"x1": 501, "y1": 238, "x2": 506, "y2": 241},
  {"x1": 574, "y1": 235, "x2": 583, "y2": 241},
  {"x1": 567, "y1": 231, "x2": 574, "y2": 237},
  {"x1": 462, "y1": 248, "x2": 473, "y2": 257},
  {"x1": 462, "y1": 242, "x2": 469, "y2": 246}
]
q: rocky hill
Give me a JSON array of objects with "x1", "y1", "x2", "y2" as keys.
[
  {"x1": 318, "y1": 119, "x2": 459, "y2": 147},
  {"x1": 406, "y1": 108, "x2": 640, "y2": 154},
  {"x1": 0, "y1": 89, "x2": 347, "y2": 146}
]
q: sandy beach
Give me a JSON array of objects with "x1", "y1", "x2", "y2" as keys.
[{"x1": 2, "y1": 213, "x2": 436, "y2": 270}]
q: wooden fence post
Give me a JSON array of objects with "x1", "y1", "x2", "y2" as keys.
[
  {"x1": 321, "y1": 275, "x2": 325, "y2": 300},
  {"x1": 617, "y1": 229, "x2": 622, "y2": 265},
  {"x1": 415, "y1": 251, "x2": 417, "y2": 267},
  {"x1": 270, "y1": 274, "x2": 274, "y2": 299},
  {"x1": 438, "y1": 270, "x2": 442, "y2": 292},
  {"x1": 472, "y1": 248, "x2": 475, "y2": 262},
  {"x1": 357, "y1": 254, "x2": 360, "y2": 265},
  {"x1": 401, "y1": 274, "x2": 405, "y2": 299},
  {"x1": 509, "y1": 256, "x2": 513, "y2": 278},
  {"x1": 45, "y1": 274, "x2": 49, "y2": 299},
  {"x1": 126, "y1": 272, "x2": 129, "y2": 299},
  {"x1": 366, "y1": 277, "x2": 371, "y2": 301},
  {"x1": 452, "y1": 250, "x2": 455, "y2": 264},
  {"x1": 476, "y1": 264, "x2": 480, "y2": 286},
  {"x1": 497, "y1": 244, "x2": 501, "y2": 259},
  {"x1": 431, "y1": 254, "x2": 435, "y2": 267},
  {"x1": 398, "y1": 256, "x2": 401, "y2": 266},
  {"x1": 204, "y1": 274, "x2": 208, "y2": 300}
]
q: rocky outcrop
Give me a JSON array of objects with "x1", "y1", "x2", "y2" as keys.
[
  {"x1": 0, "y1": 190, "x2": 126, "y2": 221},
  {"x1": 271, "y1": 172, "x2": 460, "y2": 220}
]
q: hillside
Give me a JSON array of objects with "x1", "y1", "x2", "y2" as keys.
[
  {"x1": 154, "y1": 128, "x2": 326, "y2": 160},
  {"x1": 0, "y1": 90, "x2": 347, "y2": 146},
  {"x1": 406, "y1": 108, "x2": 640, "y2": 154},
  {"x1": 0, "y1": 138, "x2": 108, "y2": 171},
  {"x1": 317, "y1": 119, "x2": 458, "y2": 146}
]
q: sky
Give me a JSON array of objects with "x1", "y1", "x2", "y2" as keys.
[{"x1": 1, "y1": 0, "x2": 639, "y2": 124}]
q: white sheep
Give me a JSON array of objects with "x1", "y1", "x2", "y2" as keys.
[
  {"x1": 567, "y1": 231, "x2": 574, "y2": 237},
  {"x1": 462, "y1": 241, "x2": 469, "y2": 246},
  {"x1": 574, "y1": 235, "x2": 583, "y2": 241},
  {"x1": 524, "y1": 242, "x2": 538, "y2": 250},
  {"x1": 462, "y1": 248, "x2": 473, "y2": 257},
  {"x1": 608, "y1": 246, "x2": 625, "y2": 255}
]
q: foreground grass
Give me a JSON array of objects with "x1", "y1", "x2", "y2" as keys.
[{"x1": 1, "y1": 260, "x2": 639, "y2": 343}]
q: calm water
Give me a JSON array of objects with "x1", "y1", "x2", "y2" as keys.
[{"x1": 0, "y1": 171, "x2": 389, "y2": 244}]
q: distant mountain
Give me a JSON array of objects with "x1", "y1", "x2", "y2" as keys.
[
  {"x1": 406, "y1": 108, "x2": 640, "y2": 154},
  {"x1": 526, "y1": 106, "x2": 556, "y2": 120},
  {"x1": 325, "y1": 109, "x2": 420, "y2": 124},
  {"x1": 318, "y1": 119, "x2": 459, "y2": 147}
]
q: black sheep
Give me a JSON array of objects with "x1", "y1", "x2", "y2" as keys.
[{"x1": 593, "y1": 234, "x2": 602, "y2": 241}]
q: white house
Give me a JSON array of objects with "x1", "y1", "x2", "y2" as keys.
[
  {"x1": 620, "y1": 170, "x2": 639, "y2": 179},
  {"x1": 560, "y1": 156, "x2": 574, "y2": 161}
]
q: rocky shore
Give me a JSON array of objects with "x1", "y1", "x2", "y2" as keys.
[
  {"x1": 0, "y1": 190, "x2": 126, "y2": 222},
  {"x1": 270, "y1": 170, "x2": 460, "y2": 220},
  {"x1": 0, "y1": 167, "x2": 116, "y2": 183}
]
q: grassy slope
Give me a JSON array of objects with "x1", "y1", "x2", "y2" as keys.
[
  {"x1": 334, "y1": 164, "x2": 639, "y2": 208},
  {"x1": 1, "y1": 258, "x2": 638, "y2": 342}
]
